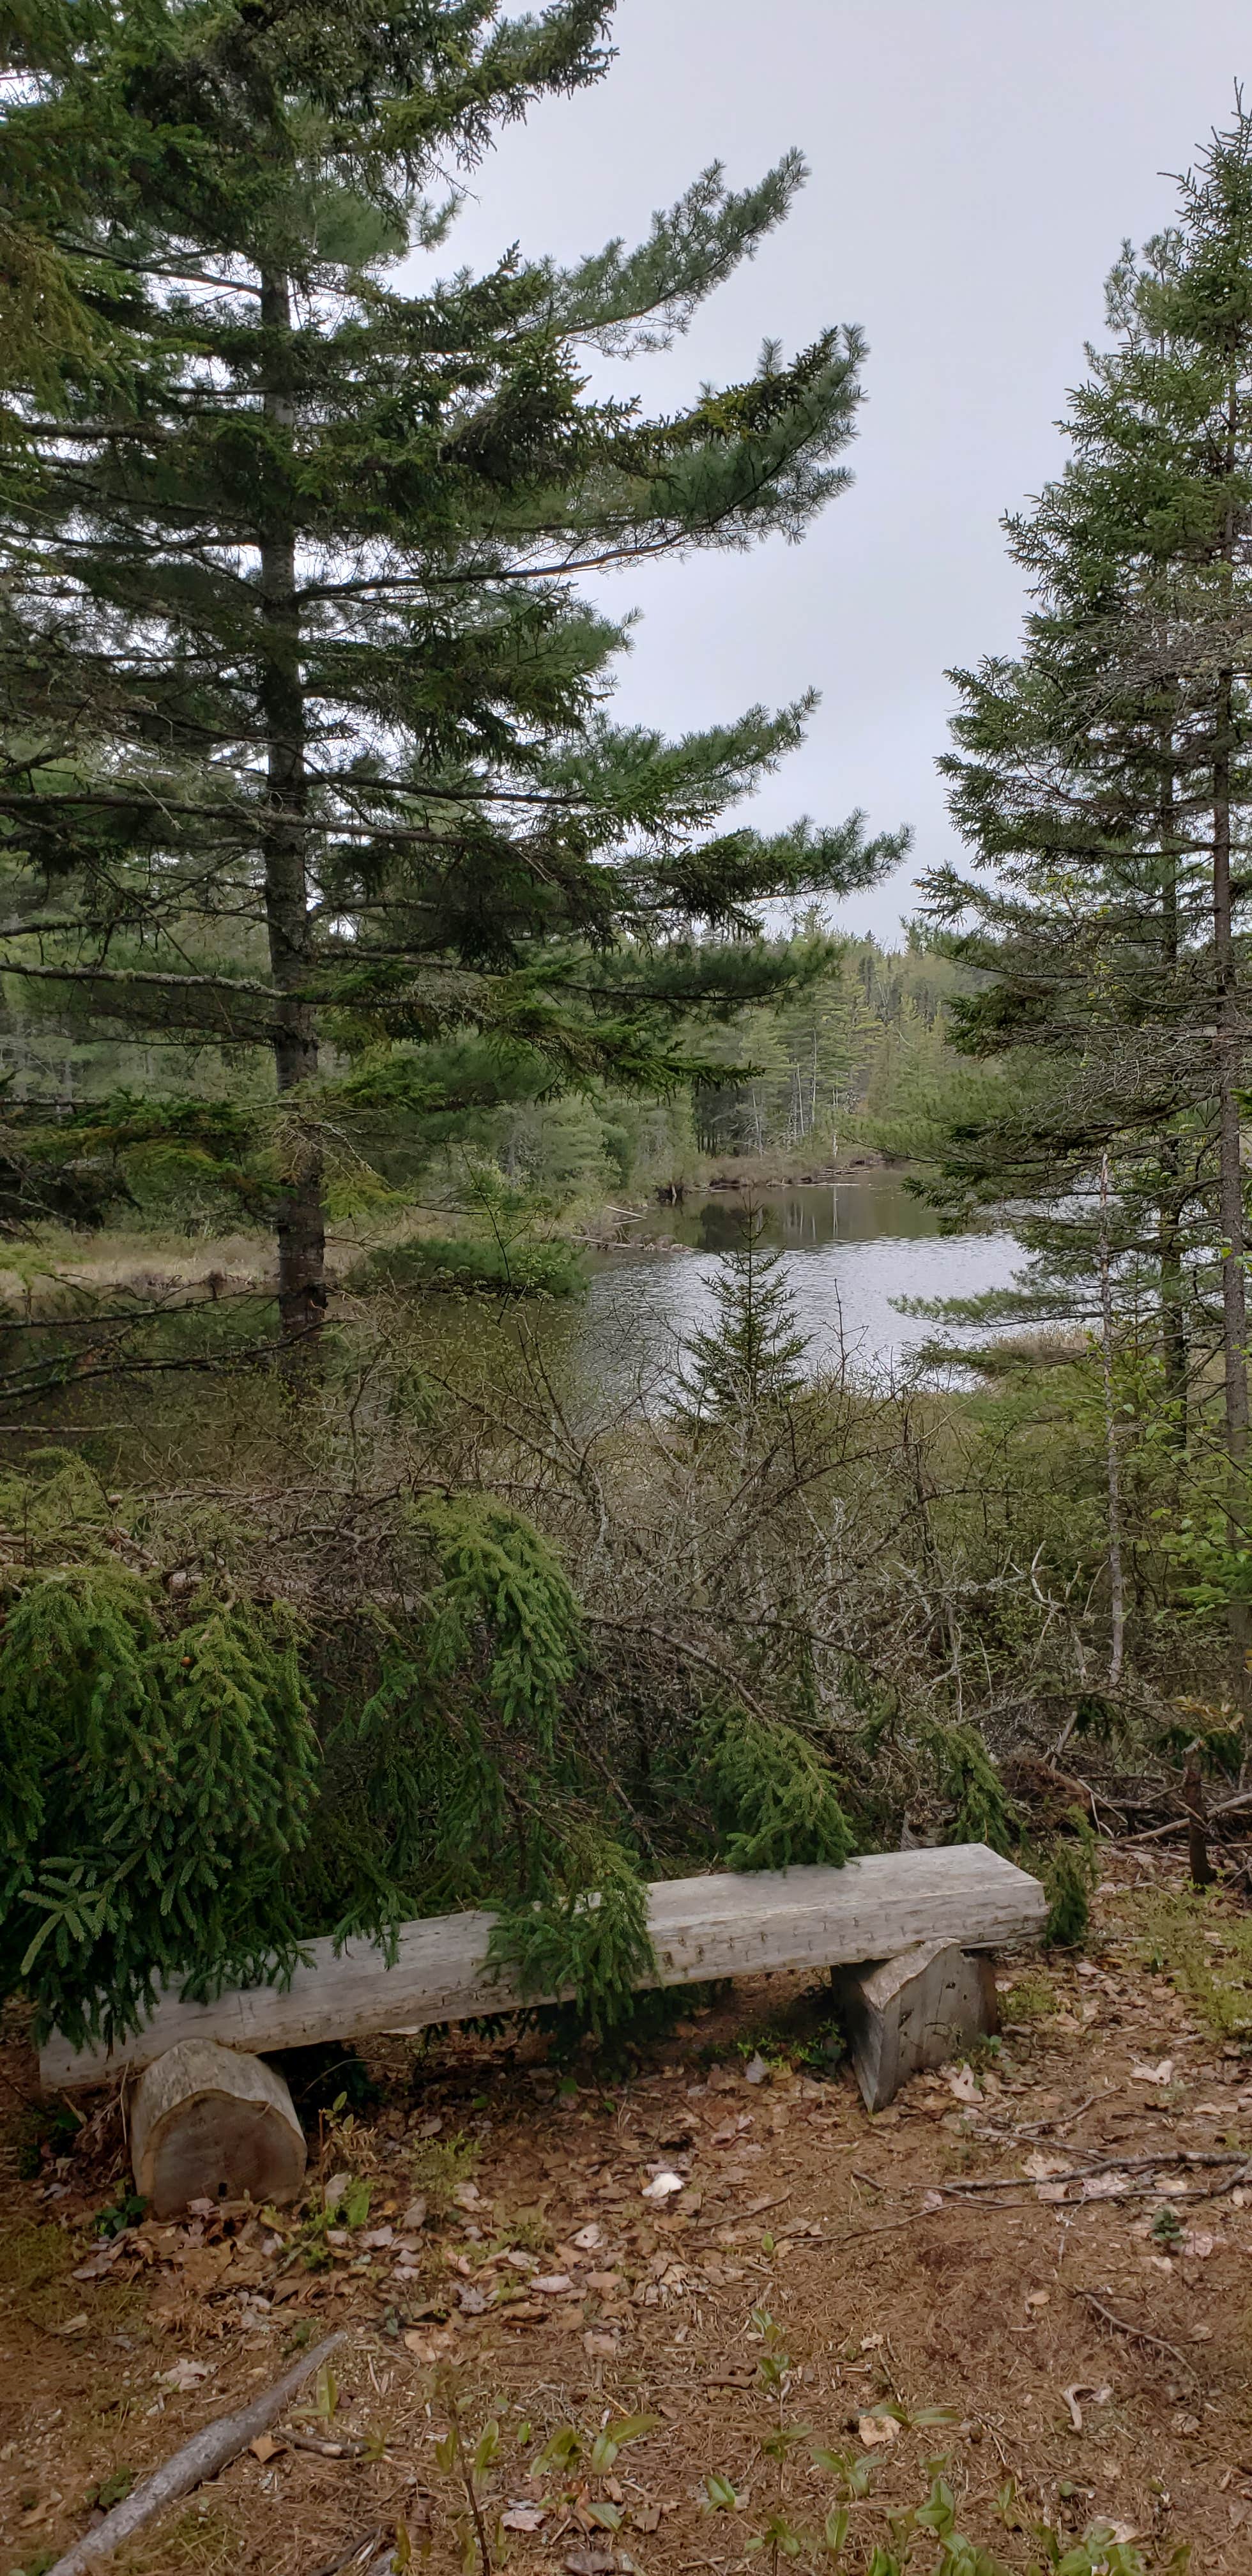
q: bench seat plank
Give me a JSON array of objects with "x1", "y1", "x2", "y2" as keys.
[{"x1": 40, "y1": 1844, "x2": 1045, "y2": 2091}]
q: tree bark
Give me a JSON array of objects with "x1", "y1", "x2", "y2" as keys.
[
  {"x1": 1157, "y1": 731, "x2": 1188, "y2": 1435},
  {"x1": 1181, "y1": 1744, "x2": 1212, "y2": 1889},
  {"x1": 260, "y1": 269, "x2": 325, "y2": 1347},
  {"x1": 1098, "y1": 1151, "x2": 1126, "y2": 1685},
  {"x1": 1212, "y1": 658, "x2": 1252, "y2": 1696}
]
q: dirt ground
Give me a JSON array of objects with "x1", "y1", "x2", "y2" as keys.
[{"x1": 3, "y1": 1852, "x2": 1251, "y2": 2576}]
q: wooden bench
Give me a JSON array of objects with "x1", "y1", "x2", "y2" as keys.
[{"x1": 42, "y1": 1844, "x2": 1045, "y2": 2212}]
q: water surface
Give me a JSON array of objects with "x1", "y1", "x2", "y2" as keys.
[{"x1": 579, "y1": 1175, "x2": 1021, "y2": 1403}]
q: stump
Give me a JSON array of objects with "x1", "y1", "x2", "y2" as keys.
[
  {"x1": 834, "y1": 1941, "x2": 998, "y2": 2112},
  {"x1": 130, "y1": 2039, "x2": 307, "y2": 2217}
]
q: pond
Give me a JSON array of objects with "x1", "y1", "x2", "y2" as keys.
[{"x1": 574, "y1": 1173, "x2": 1024, "y2": 1405}]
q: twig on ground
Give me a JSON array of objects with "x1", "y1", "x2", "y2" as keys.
[
  {"x1": 692, "y1": 2191, "x2": 791, "y2": 2233},
  {"x1": 920, "y1": 2149, "x2": 1249, "y2": 2196},
  {"x1": 44, "y1": 2330, "x2": 347, "y2": 2575},
  {"x1": 279, "y1": 2426, "x2": 378, "y2": 2458},
  {"x1": 1072, "y1": 2288, "x2": 1202, "y2": 2384},
  {"x1": 306, "y1": 2536, "x2": 385, "y2": 2576}
]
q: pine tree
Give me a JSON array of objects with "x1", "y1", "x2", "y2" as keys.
[
  {"x1": 0, "y1": 0, "x2": 906, "y2": 1342},
  {"x1": 675, "y1": 1202, "x2": 810, "y2": 1419},
  {"x1": 923, "y1": 103, "x2": 1252, "y2": 1639}
]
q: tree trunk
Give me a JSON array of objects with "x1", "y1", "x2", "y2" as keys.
[
  {"x1": 1212, "y1": 660, "x2": 1251, "y2": 1696},
  {"x1": 1157, "y1": 733, "x2": 1188, "y2": 1436},
  {"x1": 260, "y1": 270, "x2": 325, "y2": 1347},
  {"x1": 1181, "y1": 1744, "x2": 1212, "y2": 1890},
  {"x1": 1098, "y1": 1151, "x2": 1126, "y2": 1685}
]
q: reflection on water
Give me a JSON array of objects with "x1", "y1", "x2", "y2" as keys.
[
  {"x1": 577, "y1": 1176, "x2": 1022, "y2": 1404},
  {"x1": 412, "y1": 1177, "x2": 1023, "y2": 1414}
]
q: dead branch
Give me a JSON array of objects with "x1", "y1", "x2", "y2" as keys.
[{"x1": 45, "y1": 2331, "x2": 346, "y2": 2575}]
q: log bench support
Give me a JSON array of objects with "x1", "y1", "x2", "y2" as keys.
[
  {"x1": 41, "y1": 1847, "x2": 1044, "y2": 2212},
  {"x1": 832, "y1": 1941, "x2": 998, "y2": 2113},
  {"x1": 131, "y1": 2040, "x2": 307, "y2": 2218}
]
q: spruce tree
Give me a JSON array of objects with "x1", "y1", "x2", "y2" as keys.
[
  {"x1": 0, "y1": 0, "x2": 906, "y2": 1340},
  {"x1": 675, "y1": 1202, "x2": 810, "y2": 1420},
  {"x1": 924, "y1": 104, "x2": 1252, "y2": 1574}
]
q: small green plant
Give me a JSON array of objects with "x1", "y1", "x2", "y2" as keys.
[
  {"x1": 409, "y1": 2131, "x2": 480, "y2": 2217},
  {"x1": 1000, "y1": 1970, "x2": 1056, "y2": 2024},
  {"x1": 431, "y1": 2387, "x2": 503, "y2": 2576},
  {"x1": 734, "y1": 2012, "x2": 844, "y2": 2076},
  {"x1": 486, "y1": 2206, "x2": 551, "y2": 2257},
  {"x1": 1152, "y1": 2204, "x2": 1184, "y2": 2246},
  {"x1": 82, "y1": 2468, "x2": 135, "y2": 2513},
  {"x1": 93, "y1": 2190, "x2": 148, "y2": 2239},
  {"x1": 1044, "y1": 1817, "x2": 1099, "y2": 1949}
]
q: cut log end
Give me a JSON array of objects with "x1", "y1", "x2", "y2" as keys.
[
  {"x1": 131, "y1": 2039, "x2": 306, "y2": 2218},
  {"x1": 833, "y1": 1942, "x2": 998, "y2": 2112}
]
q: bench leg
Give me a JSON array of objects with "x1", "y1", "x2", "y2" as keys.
[
  {"x1": 130, "y1": 2039, "x2": 307, "y2": 2218},
  {"x1": 832, "y1": 1942, "x2": 998, "y2": 2113}
]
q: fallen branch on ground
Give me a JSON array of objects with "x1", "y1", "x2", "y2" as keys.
[
  {"x1": 917, "y1": 2149, "x2": 1249, "y2": 2196},
  {"x1": 45, "y1": 2331, "x2": 346, "y2": 2575},
  {"x1": 1117, "y1": 1786, "x2": 1252, "y2": 1846}
]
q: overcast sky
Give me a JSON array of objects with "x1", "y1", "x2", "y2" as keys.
[{"x1": 441, "y1": 0, "x2": 1252, "y2": 944}]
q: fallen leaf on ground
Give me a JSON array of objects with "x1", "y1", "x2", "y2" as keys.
[
  {"x1": 400, "y1": 2198, "x2": 427, "y2": 2232},
  {"x1": 158, "y1": 2358, "x2": 215, "y2": 2391},
  {"x1": 564, "y1": 2550, "x2": 615, "y2": 2575},
  {"x1": 1182, "y1": 2230, "x2": 1216, "y2": 2258},
  {"x1": 919, "y1": 2191, "x2": 943, "y2": 2215},
  {"x1": 743, "y1": 2053, "x2": 770, "y2": 2085},
  {"x1": 946, "y1": 2064, "x2": 981, "y2": 2104},
  {"x1": 641, "y1": 2172, "x2": 684, "y2": 2200},
  {"x1": 1131, "y1": 2060, "x2": 1174, "y2": 2086},
  {"x1": 1023, "y1": 2151, "x2": 1067, "y2": 2181},
  {"x1": 404, "y1": 2327, "x2": 455, "y2": 2361},
  {"x1": 1026, "y1": 2289, "x2": 1050, "y2": 2308},
  {"x1": 857, "y1": 2414, "x2": 899, "y2": 2447},
  {"x1": 458, "y1": 2285, "x2": 490, "y2": 2313},
  {"x1": 572, "y1": 2224, "x2": 602, "y2": 2251},
  {"x1": 533, "y1": 2274, "x2": 576, "y2": 2295},
  {"x1": 452, "y1": 2182, "x2": 482, "y2": 2210},
  {"x1": 51, "y1": 2312, "x2": 88, "y2": 2335},
  {"x1": 584, "y1": 2331, "x2": 620, "y2": 2358},
  {"x1": 1083, "y1": 2173, "x2": 1131, "y2": 2200},
  {"x1": 249, "y1": 2434, "x2": 284, "y2": 2464},
  {"x1": 502, "y1": 2504, "x2": 548, "y2": 2532}
]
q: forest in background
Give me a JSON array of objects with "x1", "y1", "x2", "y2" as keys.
[{"x1": 0, "y1": 924, "x2": 970, "y2": 1233}]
